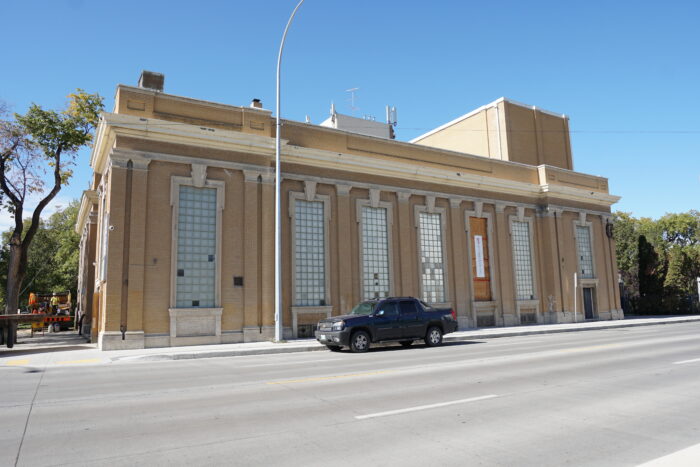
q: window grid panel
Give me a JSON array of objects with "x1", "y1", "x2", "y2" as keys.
[
  {"x1": 176, "y1": 186, "x2": 217, "y2": 308},
  {"x1": 576, "y1": 225, "x2": 594, "y2": 278},
  {"x1": 361, "y1": 206, "x2": 390, "y2": 300},
  {"x1": 418, "y1": 212, "x2": 445, "y2": 303},
  {"x1": 511, "y1": 221, "x2": 535, "y2": 300},
  {"x1": 294, "y1": 200, "x2": 326, "y2": 306}
]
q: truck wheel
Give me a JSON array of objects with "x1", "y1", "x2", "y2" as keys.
[
  {"x1": 425, "y1": 326, "x2": 443, "y2": 347},
  {"x1": 326, "y1": 345, "x2": 342, "y2": 352},
  {"x1": 350, "y1": 331, "x2": 370, "y2": 353},
  {"x1": 399, "y1": 340, "x2": 413, "y2": 348}
]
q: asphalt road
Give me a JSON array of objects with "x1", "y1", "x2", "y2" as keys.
[{"x1": 3, "y1": 323, "x2": 700, "y2": 467}]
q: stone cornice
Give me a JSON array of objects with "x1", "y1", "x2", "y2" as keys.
[
  {"x1": 75, "y1": 189, "x2": 98, "y2": 234},
  {"x1": 91, "y1": 112, "x2": 620, "y2": 209}
]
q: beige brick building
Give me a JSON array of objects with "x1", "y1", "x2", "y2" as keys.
[{"x1": 76, "y1": 72, "x2": 622, "y2": 350}]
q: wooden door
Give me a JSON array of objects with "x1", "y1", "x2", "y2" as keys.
[{"x1": 469, "y1": 217, "x2": 492, "y2": 301}]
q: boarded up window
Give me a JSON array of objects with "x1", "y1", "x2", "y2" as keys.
[{"x1": 469, "y1": 217, "x2": 492, "y2": 301}]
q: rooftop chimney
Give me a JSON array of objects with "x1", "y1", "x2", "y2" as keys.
[
  {"x1": 138, "y1": 70, "x2": 164, "y2": 92},
  {"x1": 250, "y1": 98, "x2": 262, "y2": 109}
]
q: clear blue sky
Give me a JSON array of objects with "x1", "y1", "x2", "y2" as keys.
[{"x1": 2, "y1": 0, "x2": 698, "y2": 225}]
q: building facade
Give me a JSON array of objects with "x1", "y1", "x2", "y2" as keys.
[{"x1": 76, "y1": 72, "x2": 623, "y2": 350}]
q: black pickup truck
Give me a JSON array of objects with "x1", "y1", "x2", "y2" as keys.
[{"x1": 315, "y1": 297, "x2": 458, "y2": 352}]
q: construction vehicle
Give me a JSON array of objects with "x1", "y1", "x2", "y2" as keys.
[
  {"x1": 28, "y1": 291, "x2": 73, "y2": 334},
  {"x1": 0, "y1": 292, "x2": 74, "y2": 348}
]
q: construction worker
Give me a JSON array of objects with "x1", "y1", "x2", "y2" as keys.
[{"x1": 50, "y1": 293, "x2": 59, "y2": 314}]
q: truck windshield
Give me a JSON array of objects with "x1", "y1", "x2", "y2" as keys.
[{"x1": 350, "y1": 301, "x2": 375, "y2": 315}]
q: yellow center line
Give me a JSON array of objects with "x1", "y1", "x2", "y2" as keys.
[
  {"x1": 5, "y1": 359, "x2": 30, "y2": 366},
  {"x1": 56, "y1": 358, "x2": 102, "y2": 365},
  {"x1": 560, "y1": 343, "x2": 623, "y2": 353},
  {"x1": 267, "y1": 369, "x2": 395, "y2": 385}
]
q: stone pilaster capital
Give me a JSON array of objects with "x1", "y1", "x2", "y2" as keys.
[
  {"x1": 243, "y1": 169, "x2": 275, "y2": 184},
  {"x1": 495, "y1": 203, "x2": 507, "y2": 214},
  {"x1": 397, "y1": 192, "x2": 411, "y2": 203},
  {"x1": 550, "y1": 207, "x2": 564, "y2": 216},
  {"x1": 449, "y1": 198, "x2": 462, "y2": 209},
  {"x1": 335, "y1": 183, "x2": 352, "y2": 196}
]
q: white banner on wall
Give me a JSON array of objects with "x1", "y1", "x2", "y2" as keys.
[{"x1": 474, "y1": 235, "x2": 485, "y2": 278}]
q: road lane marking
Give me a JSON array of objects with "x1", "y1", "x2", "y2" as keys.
[
  {"x1": 56, "y1": 358, "x2": 102, "y2": 365},
  {"x1": 355, "y1": 394, "x2": 498, "y2": 420},
  {"x1": 637, "y1": 442, "x2": 700, "y2": 466},
  {"x1": 673, "y1": 357, "x2": 700, "y2": 365},
  {"x1": 267, "y1": 369, "x2": 395, "y2": 385},
  {"x1": 241, "y1": 358, "x2": 343, "y2": 368},
  {"x1": 560, "y1": 343, "x2": 623, "y2": 353},
  {"x1": 5, "y1": 359, "x2": 30, "y2": 366}
]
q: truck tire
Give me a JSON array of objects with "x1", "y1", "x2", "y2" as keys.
[
  {"x1": 425, "y1": 326, "x2": 443, "y2": 347},
  {"x1": 350, "y1": 330, "x2": 370, "y2": 353}
]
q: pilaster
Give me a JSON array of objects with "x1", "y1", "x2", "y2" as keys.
[
  {"x1": 537, "y1": 208, "x2": 564, "y2": 323},
  {"x1": 242, "y1": 170, "x2": 261, "y2": 335},
  {"x1": 336, "y1": 184, "x2": 353, "y2": 314},
  {"x1": 449, "y1": 199, "x2": 468, "y2": 321},
  {"x1": 260, "y1": 173, "x2": 275, "y2": 328},
  {"x1": 125, "y1": 162, "x2": 150, "y2": 333},
  {"x1": 494, "y1": 203, "x2": 515, "y2": 325},
  {"x1": 397, "y1": 192, "x2": 414, "y2": 296}
]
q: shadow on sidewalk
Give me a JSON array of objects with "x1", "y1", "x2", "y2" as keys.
[{"x1": 1, "y1": 329, "x2": 95, "y2": 357}]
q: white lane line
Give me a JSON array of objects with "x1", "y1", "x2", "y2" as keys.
[
  {"x1": 637, "y1": 442, "x2": 700, "y2": 466},
  {"x1": 355, "y1": 394, "x2": 498, "y2": 420},
  {"x1": 673, "y1": 357, "x2": 700, "y2": 365}
]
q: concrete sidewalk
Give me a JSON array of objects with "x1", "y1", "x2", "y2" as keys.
[{"x1": 2, "y1": 315, "x2": 700, "y2": 368}]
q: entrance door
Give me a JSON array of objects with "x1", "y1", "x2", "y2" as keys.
[
  {"x1": 469, "y1": 217, "x2": 492, "y2": 301},
  {"x1": 583, "y1": 287, "x2": 596, "y2": 319}
]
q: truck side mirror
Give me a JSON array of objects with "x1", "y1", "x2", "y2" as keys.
[{"x1": 375, "y1": 309, "x2": 385, "y2": 317}]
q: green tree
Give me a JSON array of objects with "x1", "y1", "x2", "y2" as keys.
[
  {"x1": 0, "y1": 201, "x2": 80, "y2": 307},
  {"x1": 0, "y1": 91, "x2": 103, "y2": 313},
  {"x1": 657, "y1": 211, "x2": 700, "y2": 247},
  {"x1": 637, "y1": 234, "x2": 665, "y2": 314}
]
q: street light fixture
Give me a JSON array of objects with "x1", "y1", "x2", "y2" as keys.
[{"x1": 275, "y1": 0, "x2": 305, "y2": 342}]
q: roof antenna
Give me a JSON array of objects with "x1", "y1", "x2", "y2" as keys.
[{"x1": 346, "y1": 87, "x2": 359, "y2": 114}]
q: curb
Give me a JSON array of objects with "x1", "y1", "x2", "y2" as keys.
[
  {"x1": 113, "y1": 316, "x2": 700, "y2": 362},
  {"x1": 112, "y1": 344, "x2": 326, "y2": 362},
  {"x1": 444, "y1": 316, "x2": 700, "y2": 342}
]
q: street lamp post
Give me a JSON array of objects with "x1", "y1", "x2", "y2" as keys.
[{"x1": 275, "y1": 0, "x2": 305, "y2": 342}]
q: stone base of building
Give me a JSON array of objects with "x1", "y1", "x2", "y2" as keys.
[
  {"x1": 170, "y1": 335, "x2": 222, "y2": 347},
  {"x1": 502, "y1": 313, "x2": 519, "y2": 326},
  {"x1": 457, "y1": 316, "x2": 472, "y2": 330},
  {"x1": 145, "y1": 334, "x2": 170, "y2": 348},
  {"x1": 99, "y1": 331, "x2": 145, "y2": 350},
  {"x1": 242, "y1": 326, "x2": 275, "y2": 342},
  {"x1": 611, "y1": 308, "x2": 625, "y2": 320}
]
